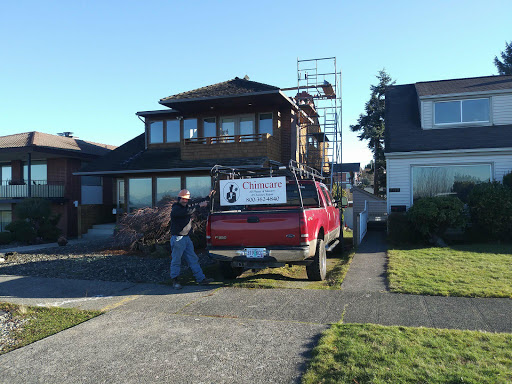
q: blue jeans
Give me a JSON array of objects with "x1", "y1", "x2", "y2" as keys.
[{"x1": 170, "y1": 235, "x2": 206, "y2": 282}]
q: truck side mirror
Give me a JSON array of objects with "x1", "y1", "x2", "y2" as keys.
[{"x1": 341, "y1": 196, "x2": 349, "y2": 208}]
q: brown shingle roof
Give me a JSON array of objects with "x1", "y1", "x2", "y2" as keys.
[
  {"x1": 0, "y1": 132, "x2": 116, "y2": 156},
  {"x1": 159, "y1": 77, "x2": 280, "y2": 103},
  {"x1": 415, "y1": 75, "x2": 512, "y2": 97}
]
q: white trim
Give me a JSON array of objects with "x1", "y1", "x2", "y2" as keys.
[
  {"x1": 385, "y1": 147, "x2": 512, "y2": 159},
  {"x1": 419, "y1": 89, "x2": 512, "y2": 100},
  {"x1": 433, "y1": 98, "x2": 490, "y2": 126}
]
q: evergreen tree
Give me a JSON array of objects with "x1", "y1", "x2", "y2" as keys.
[
  {"x1": 494, "y1": 41, "x2": 512, "y2": 75},
  {"x1": 350, "y1": 70, "x2": 395, "y2": 196}
]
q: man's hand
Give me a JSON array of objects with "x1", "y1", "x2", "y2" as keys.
[{"x1": 199, "y1": 201, "x2": 208, "y2": 208}]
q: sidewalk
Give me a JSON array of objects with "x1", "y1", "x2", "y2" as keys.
[
  {"x1": 0, "y1": 238, "x2": 98, "y2": 254},
  {"x1": 340, "y1": 230, "x2": 512, "y2": 333}
]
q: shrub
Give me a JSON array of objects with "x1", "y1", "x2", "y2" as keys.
[
  {"x1": 114, "y1": 198, "x2": 208, "y2": 251},
  {"x1": 9, "y1": 199, "x2": 61, "y2": 243},
  {"x1": 0, "y1": 232, "x2": 13, "y2": 245},
  {"x1": 387, "y1": 213, "x2": 421, "y2": 244},
  {"x1": 452, "y1": 181, "x2": 476, "y2": 204},
  {"x1": 503, "y1": 171, "x2": 512, "y2": 190},
  {"x1": 6, "y1": 220, "x2": 37, "y2": 243},
  {"x1": 406, "y1": 196, "x2": 467, "y2": 244},
  {"x1": 467, "y1": 182, "x2": 512, "y2": 241}
]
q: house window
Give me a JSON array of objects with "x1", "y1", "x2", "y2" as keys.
[
  {"x1": 220, "y1": 117, "x2": 236, "y2": 142},
  {"x1": 149, "y1": 121, "x2": 164, "y2": 143},
  {"x1": 259, "y1": 113, "x2": 273, "y2": 136},
  {"x1": 23, "y1": 161, "x2": 47, "y2": 183},
  {"x1": 239, "y1": 116, "x2": 255, "y2": 139},
  {"x1": 186, "y1": 176, "x2": 211, "y2": 198},
  {"x1": 412, "y1": 164, "x2": 491, "y2": 202},
  {"x1": 81, "y1": 176, "x2": 102, "y2": 186},
  {"x1": 1, "y1": 165, "x2": 11, "y2": 185},
  {"x1": 203, "y1": 118, "x2": 216, "y2": 138},
  {"x1": 434, "y1": 98, "x2": 490, "y2": 125},
  {"x1": 166, "y1": 120, "x2": 180, "y2": 143},
  {"x1": 156, "y1": 177, "x2": 181, "y2": 204},
  {"x1": 0, "y1": 209, "x2": 12, "y2": 232},
  {"x1": 128, "y1": 178, "x2": 152, "y2": 210},
  {"x1": 184, "y1": 118, "x2": 198, "y2": 139}
]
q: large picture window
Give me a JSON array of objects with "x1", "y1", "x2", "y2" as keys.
[
  {"x1": 412, "y1": 164, "x2": 491, "y2": 202},
  {"x1": 434, "y1": 99, "x2": 490, "y2": 125},
  {"x1": 186, "y1": 176, "x2": 211, "y2": 198},
  {"x1": 128, "y1": 178, "x2": 152, "y2": 210},
  {"x1": 156, "y1": 177, "x2": 181, "y2": 204}
]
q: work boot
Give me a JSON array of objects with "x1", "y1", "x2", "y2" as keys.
[
  {"x1": 197, "y1": 277, "x2": 214, "y2": 285},
  {"x1": 171, "y1": 278, "x2": 182, "y2": 290}
]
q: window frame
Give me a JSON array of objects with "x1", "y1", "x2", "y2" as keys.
[
  {"x1": 258, "y1": 112, "x2": 273, "y2": 136},
  {"x1": 433, "y1": 98, "x2": 491, "y2": 126},
  {"x1": 183, "y1": 118, "x2": 198, "y2": 140},
  {"x1": 410, "y1": 163, "x2": 493, "y2": 204},
  {"x1": 148, "y1": 121, "x2": 164, "y2": 144},
  {"x1": 203, "y1": 117, "x2": 217, "y2": 138},
  {"x1": 165, "y1": 119, "x2": 181, "y2": 143}
]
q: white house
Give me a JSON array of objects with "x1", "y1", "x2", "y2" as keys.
[{"x1": 385, "y1": 75, "x2": 512, "y2": 213}]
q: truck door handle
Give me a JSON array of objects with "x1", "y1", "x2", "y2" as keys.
[{"x1": 247, "y1": 216, "x2": 260, "y2": 223}]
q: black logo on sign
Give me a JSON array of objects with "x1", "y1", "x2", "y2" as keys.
[{"x1": 223, "y1": 182, "x2": 240, "y2": 203}]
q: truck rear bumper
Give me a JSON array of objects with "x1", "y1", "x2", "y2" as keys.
[{"x1": 208, "y1": 246, "x2": 311, "y2": 263}]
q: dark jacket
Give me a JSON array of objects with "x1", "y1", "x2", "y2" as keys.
[{"x1": 170, "y1": 198, "x2": 209, "y2": 236}]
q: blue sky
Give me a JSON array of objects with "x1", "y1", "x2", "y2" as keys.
[{"x1": 1, "y1": 0, "x2": 510, "y2": 167}]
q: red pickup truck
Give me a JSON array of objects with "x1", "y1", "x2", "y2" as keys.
[{"x1": 207, "y1": 162, "x2": 341, "y2": 281}]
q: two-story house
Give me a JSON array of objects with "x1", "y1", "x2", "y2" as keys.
[
  {"x1": 385, "y1": 75, "x2": 512, "y2": 213},
  {"x1": 76, "y1": 77, "x2": 328, "y2": 214},
  {"x1": 0, "y1": 131, "x2": 116, "y2": 236},
  {"x1": 332, "y1": 163, "x2": 360, "y2": 189}
]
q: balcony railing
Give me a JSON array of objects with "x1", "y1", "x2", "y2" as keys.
[
  {"x1": 0, "y1": 180, "x2": 65, "y2": 199},
  {"x1": 183, "y1": 133, "x2": 270, "y2": 145}
]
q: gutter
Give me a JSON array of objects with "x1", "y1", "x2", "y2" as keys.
[{"x1": 73, "y1": 164, "x2": 266, "y2": 176}]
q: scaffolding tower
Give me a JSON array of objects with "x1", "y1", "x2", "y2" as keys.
[{"x1": 295, "y1": 57, "x2": 342, "y2": 191}]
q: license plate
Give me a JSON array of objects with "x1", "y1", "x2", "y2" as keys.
[{"x1": 246, "y1": 248, "x2": 266, "y2": 258}]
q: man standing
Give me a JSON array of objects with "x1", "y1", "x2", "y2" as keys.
[{"x1": 170, "y1": 189, "x2": 215, "y2": 289}]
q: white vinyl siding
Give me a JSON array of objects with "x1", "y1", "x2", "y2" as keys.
[
  {"x1": 421, "y1": 101, "x2": 433, "y2": 129},
  {"x1": 386, "y1": 151, "x2": 512, "y2": 212},
  {"x1": 492, "y1": 95, "x2": 512, "y2": 125}
]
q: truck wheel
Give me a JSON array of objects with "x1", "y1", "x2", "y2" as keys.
[
  {"x1": 306, "y1": 238, "x2": 327, "y2": 281},
  {"x1": 219, "y1": 261, "x2": 244, "y2": 279}
]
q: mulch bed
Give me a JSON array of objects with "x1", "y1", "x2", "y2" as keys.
[{"x1": 0, "y1": 238, "x2": 214, "y2": 284}]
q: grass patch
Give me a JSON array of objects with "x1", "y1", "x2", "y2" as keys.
[
  {"x1": 303, "y1": 323, "x2": 512, "y2": 384},
  {"x1": 388, "y1": 243, "x2": 512, "y2": 298},
  {"x1": 166, "y1": 231, "x2": 355, "y2": 290},
  {"x1": 0, "y1": 302, "x2": 101, "y2": 355}
]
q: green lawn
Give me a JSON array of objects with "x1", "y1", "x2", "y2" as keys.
[
  {"x1": 0, "y1": 302, "x2": 102, "y2": 355},
  {"x1": 303, "y1": 323, "x2": 512, "y2": 384},
  {"x1": 388, "y1": 243, "x2": 512, "y2": 298}
]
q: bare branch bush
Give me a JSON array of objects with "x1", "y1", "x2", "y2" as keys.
[{"x1": 114, "y1": 198, "x2": 208, "y2": 252}]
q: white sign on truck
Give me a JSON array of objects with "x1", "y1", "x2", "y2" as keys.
[{"x1": 219, "y1": 177, "x2": 287, "y2": 206}]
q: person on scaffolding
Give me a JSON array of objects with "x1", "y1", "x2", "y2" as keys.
[{"x1": 170, "y1": 188, "x2": 215, "y2": 289}]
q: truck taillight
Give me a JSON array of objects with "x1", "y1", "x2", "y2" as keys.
[
  {"x1": 299, "y1": 211, "x2": 309, "y2": 245},
  {"x1": 206, "y1": 215, "x2": 212, "y2": 245}
]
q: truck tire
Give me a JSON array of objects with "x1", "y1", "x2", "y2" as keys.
[
  {"x1": 306, "y1": 238, "x2": 327, "y2": 281},
  {"x1": 219, "y1": 261, "x2": 244, "y2": 279}
]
